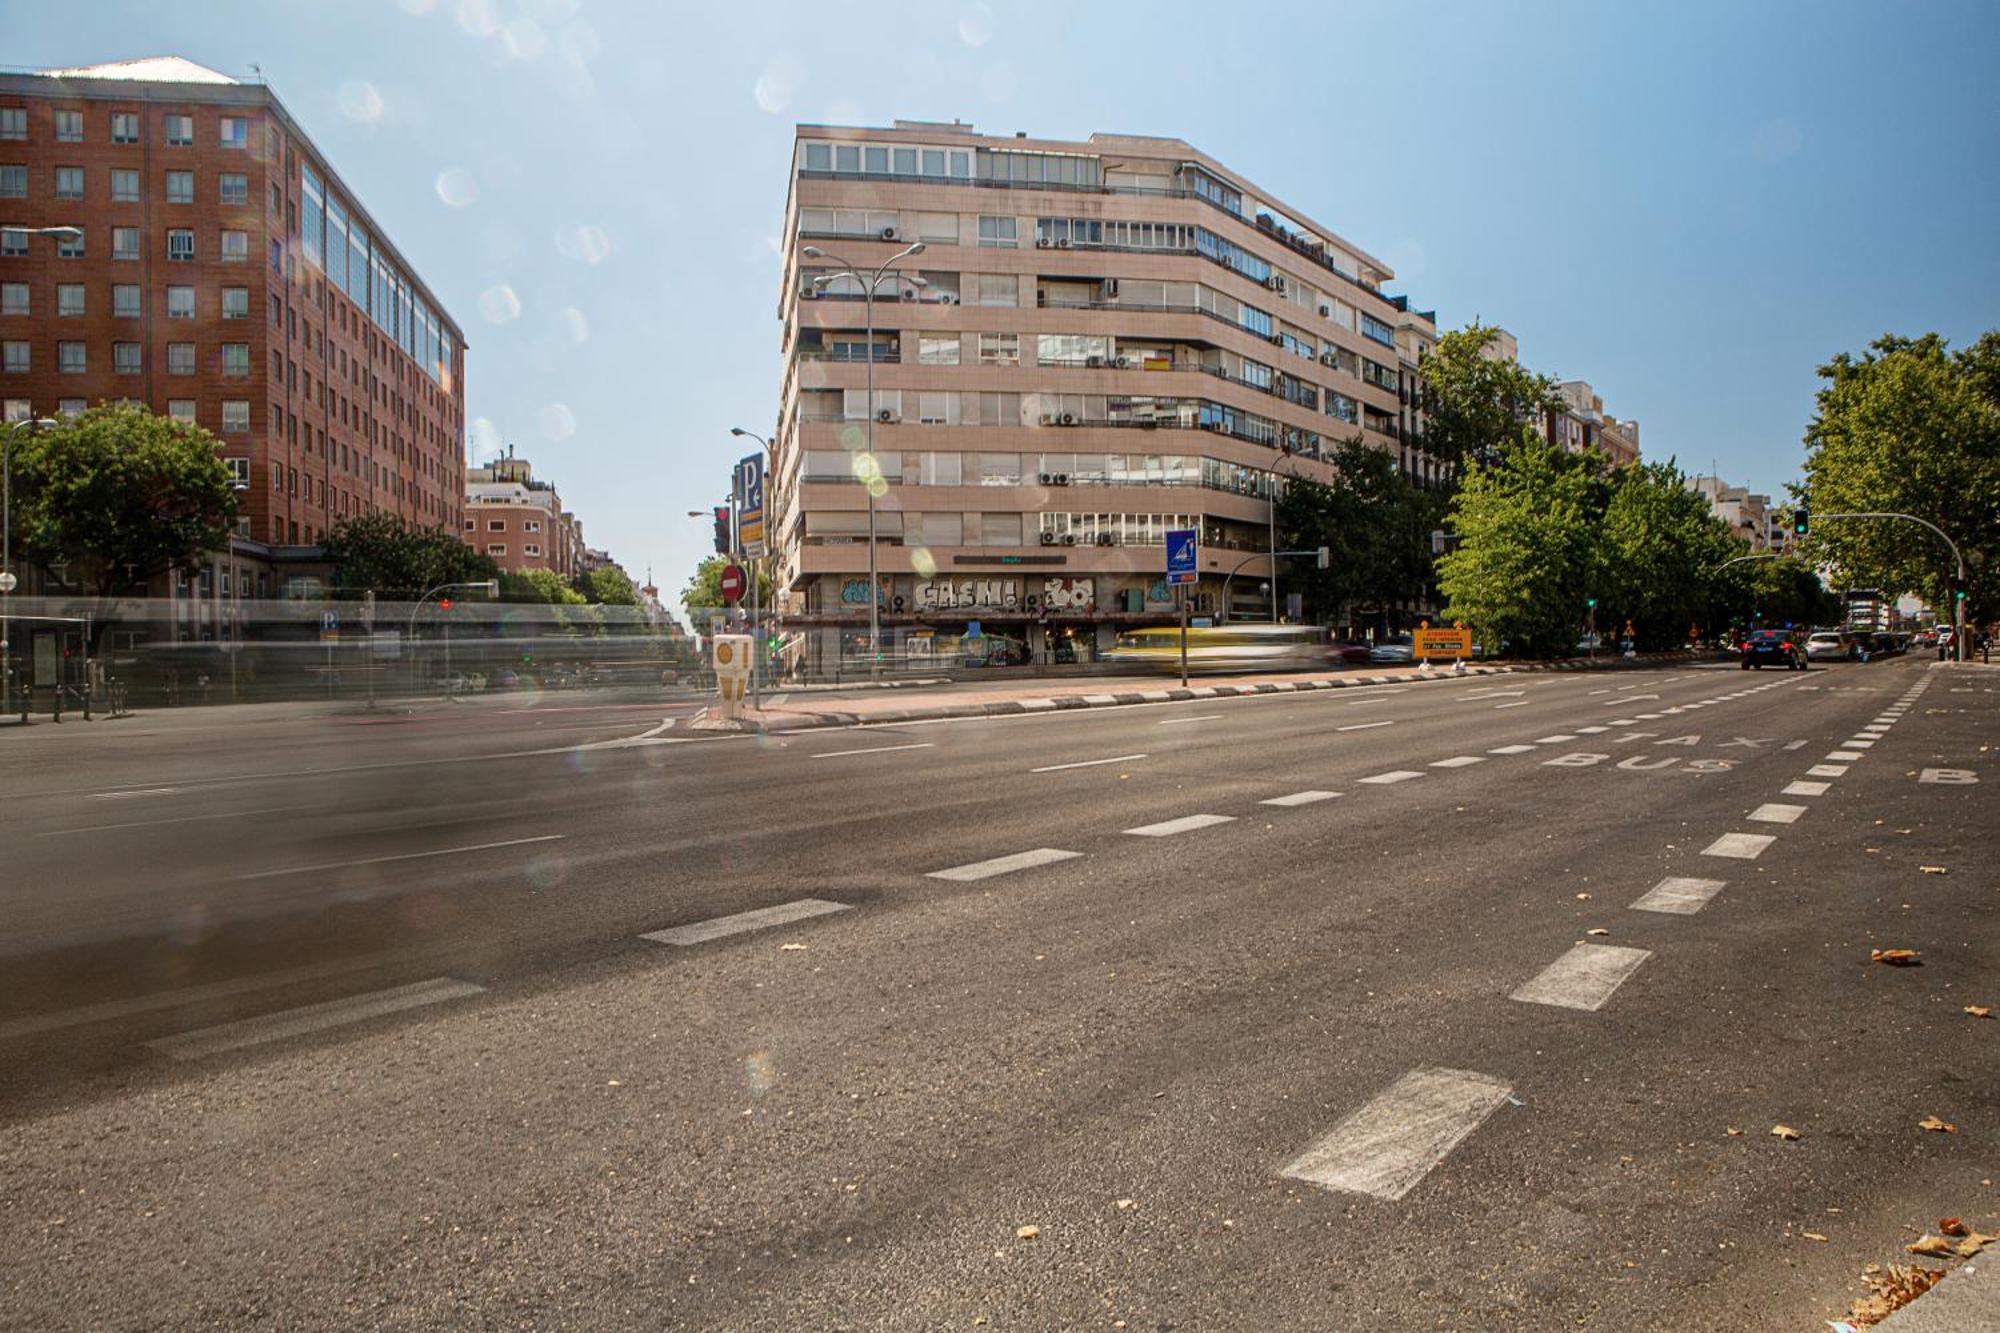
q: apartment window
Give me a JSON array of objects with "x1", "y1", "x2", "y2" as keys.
[
  {"x1": 168, "y1": 343, "x2": 196, "y2": 375},
  {"x1": 978, "y1": 333, "x2": 1019, "y2": 367},
  {"x1": 110, "y1": 112, "x2": 138, "y2": 144},
  {"x1": 0, "y1": 165, "x2": 23, "y2": 199},
  {"x1": 3, "y1": 398, "x2": 27, "y2": 421},
  {"x1": 0, "y1": 229, "x2": 25, "y2": 258},
  {"x1": 919, "y1": 335, "x2": 961, "y2": 366},
  {"x1": 167, "y1": 228, "x2": 194, "y2": 262},
  {"x1": 2, "y1": 342, "x2": 26, "y2": 374},
  {"x1": 165, "y1": 170, "x2": 194, "y2": 203},
  {"x1": 168, "y1": 399, "x2": 195, "y2": 421},
  {"x1": 164, "y1": 114, "x2": 193, "y2": 146},
  {"x1": 524, "y1": 519, "x2": 541, "y2": 533},
  {"x1": 0, "y1": 283, "x2": 24, "y2": 316},
  {"x1": 224, "y1": 456, "x2": 249, "y2": 484},
  {"x1": 59, "y1": 342, "x2": 85, "y2": 374},
  {"x1": 977, "y1": 215, "x2": 1018, "y2": 248},
  {"x1": 56, "y1": 229, "x2": 84, "y2": 258},
  {"x1": 113, "y1": 284, "x2": 140, "y2": 317},
  {"x1": 58, "y1": 397, "x2": 84, "y2": 415},
  {"x1": 219, "y1": 116, "x2": 248, "y2": 150},
  {"x1": 220, "y1": 230, "x2": 248, "y2": 262},
  {"x1": 487, "y1": 519, "x2": 506, "y2": 532},
  {"x1": 0, "y1": 109, "x2": 24, "y2": 141},
  {"x1": 219, "y1": 172, "x2": 247, "y2": 205},
  {"x1": 523, "y1": 544, "x2": 542, "y2": 557},
  {"x1": 978, "y1": 512, "x2": 1024, "y2": 546},
  {"x1": 114, "y1": 342, "x2": 142, "y2": 375},
  {"x1": 56, "y1": 110, "x2": 83, "y2": 143},
  {"x1": 106, "y1": 169, "x2": 139, "y2": 204},
  {"x1": 57, "y1": 284, "x2": 84, "y2": 316},
  {"x1": 486, "y1": 544, "x2": 506, "y2": 557},
  {"x1": 167, "y1": 286, "x2": 196, "y2": 319},
  {"x1": 221, "y1": 343, "x2": 249, "y2": 377},
  {"x1": 975, "y1": 274, "x2": 1018, "y2": 307},
  {"x1": 54, "y1": 166, "x2": 84, "y2": 199},
  {"x1": 221, "y1": 286, "x2": 247, "y2": 320},
  {"x1": 222, "y1": 400, "x2": 249, "y2": 432},
  {"x1": 920, "y1": 512, "x2": 964, "y2": 546}
]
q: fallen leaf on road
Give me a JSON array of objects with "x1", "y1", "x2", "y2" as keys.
[
  {"x1": 1587, "y1": 928, "x2": 1609, "y2": 937},
  {"x1": 1939, "y1": 1218, "x2": 1966, "y2": 1236},
  {"x1": 1917, "y1": 1115, "x2": 1957, "y2": 1133},
  {"x1": 1906, "y1": 1234, "x2": 1956, "y2": 1258},
  {"x1": 1116, "y1": 1199, "x2": 1136, "y2": 1211},
  {"x1": 779, "y1": 943, "x2": 809, "y2": 951},
  {"x1": 1957, "y1": 1232, "x2": 1996, "y2": 1258},
  {"x1": 1920, "y1": 865, "x2": 1948, "y2": 875},
  {"x1": 1772, "y1": 1124, "x2": 1801, "y2": 1140},
  {"x1": 1967, "y1": 1005, "x2": 1994, "y2": 1019},
  {"x1": 1726, "y1": 1127, "x2": 1743, "y2": 1136},
  {"x1": 1871, "y1": 949, "x2": 1923, "y2": 966},
  {"x1": 1015, "y1": 1225, "x2": 1040, "y2": 1240},
  {"x1": 1804, "y1": 1232, "x2": 1830, "y2": 1242},
  {"x1": 1575, "y1": 892, "x2": 1592, "y2": 901},
  {"x1": 1846, "y1": 1264, "x2": 1945, "y2": 1325}
]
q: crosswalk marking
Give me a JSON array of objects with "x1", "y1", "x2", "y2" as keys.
[
  {"x1": 641, "y1": 899, "x2": 850, "y2": 946},
  {"x1": 1630, "y1": 876, "x2": 1726, "y2": 915},
  {"x1": 1826, "y1": 749, "x2": 1865, "y2": 762},
  {"x1": 926, "y1": 848, "x2": 1083, "y2": 881},
  {"x1": 1782, "y1": 780, "x2": 1830, "y2": 797},
  {"x1": 1124, "y1": 813, "x2": 1235, "y2": 837},
  {"x1": 1279, "y1": 1067, "x2": 1513, "y2": 1201},
  {"x1": 1702, "y1": 832, "x2": 1777, "y2": 859},
  {"x1": 1747, "y1": 803, "x2": 1807, "y2": 824},
  {"x1": 1806, "y1": 763, "x2": 1849, "y2": 778},
  {"x1": 1511, "y1": 943, "x2": 1652, "y2": 1011}
]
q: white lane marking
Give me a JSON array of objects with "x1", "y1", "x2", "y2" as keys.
[
  {"x1": 1511, "y1": 943, "x2": 1652, "y2": 1011},
  {"x1": 1783, "y1": 740, "x2": 1809, "y2": 750},
  {"x1": 641, "y1": 898, "x2": 849, "y2": 946},
  {"x1": 1358, "y1": 770, "x2": 1426, "y2": 785},
  {"x1": 1534, "y1": 734, "x2": 1579, "y2": 744},
  {"x1": 1279, "y1": 1067, "x2": 1513, "y2": 1201},
  {"x1": 1634, "y1": 712, "x2": 1664, "y2": 720},
  {"x1": 1124, "y1": 813, "x2": 1235, "y2": 837},
  {"x1": 89, "y1": 788, "x2": 183, "y2": 799},
  {"x1": 232, "y1": 834, "x2": 565, "y2": 881},
  {"x1": 1494, "y1": 701, "x2": 1529, "y2": 710},
  {"x1": 1030, "y1": 753, "x2": 1149, "y2": 773},
  {"x1": 1845, "y1": 738, "x2": 1877, "y2": 748},
  {"x1": 144, "y1": 978, "x2": 485, "y2": 1061},
  {"x1": 1783, "y1": 780, "x2": 1831, "y2": 797},
  {"x1": 1575, "y1": 725, "x2": 1610, "y2": 734},
  {"x1": 1630, "y1": 876, "x2": 1726, "y2": 915},
  {"x1": 1336, "y1": 720, "x2": 1395, "y2": 732},
  {"x1": 1605, "y1": 719, "x2": 1637, "y2": 726},
  {"x1": 1748, "y1": 803, "x2": 1808, "y2": 824},
  {"x1": 38, "y1": 803, "x2": 319, "y2": 837},
  {"x1": 1806, "y1": 763, "x2": 1849, "y2": 778},
  {"x1": 810, "y1": 742, "x2": 936, "y2": 760},
  {"x1": 926, "y1": 848, "x2": 1083, "y2": 882},
  {"x1": 1488, "y1": 744, "x2": 1535, "y2": 755},
  {"x1": 1702, "y1": 832, "x2": 1777, "y2": 860},
  {"x1": 1826, "y1": 749, "x2": 1865, "y2": 762},
  {"x1": 1588, "y1": 688, "x2": 1612, "y2": 696},
  {"x1": 1261, "y1": 790, "x2": 1341, "y2": 807},
  {"x1": 1461, "y1": 689, "x2": 1525, "y2": 699},
  {"x1": 1430, "y1": 756, "x2": 1485, "y2": 768},
  {"x1": 1157, "y1": 714, "x2": 1224, "y2": 726}
]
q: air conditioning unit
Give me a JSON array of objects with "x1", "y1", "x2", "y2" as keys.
[
  {"x1": 1056, "y1": 238, "x2": 1072, "y2": 249},
  {"x1": 1053, "y1": 473, "x2": 1070, "y2": 486},
  {"x1": 1319, "y1": 304, "x2": 1331, "y2": 317},
  {"x1": 937, "y1": 292, "x2": 957, "y2": 305},
  {"x1": 1096, "y1": 532, "x2": 1116, "y2": 547},
  {"x1": 1268, "y1": 333, "x2": 1284, "y2": 346},
  {"x1": 1036, "y1": 238, "x2": 1054, "y2": 249},
  {"x1": 1321, "y1": 353, "x2": 1336, "y2": 367},
  {"x1": 801, "y1": 287, "x2": 818, "y2": 300},
  {"x1": 1039, "y1": 530, "x2": 1057, "y2": 545},
  {"x1": 880, "y1": 226, "x2": 899, "y2": 241},
  {"x1": 1267, "y1": 275, "x2": 1284, "y2": 291},
  {"x1": 1040, "y1": 414, "x2": 1058, "y2": 426},
  {"x1": 1086, "y1": 355, "x2": 1104, "y2": 368},
  {"x1": 1059, "y1": 532, "x2": 1077, "y2": 546},
  {"x1": 1112, "y1": 356, "x2": 1130, "y2": 369},
  {"x1": 1038, "y1": 472, "x2": 1054, "y2": 485},
  {"x1": 876, "y1": 409, "x2": 894, "y2": 423},
  {"x1": 1059, "y1": 412, "x2": 1077, "y2": 426}
]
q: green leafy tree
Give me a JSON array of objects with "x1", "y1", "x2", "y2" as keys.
[
  {"x1": 1799, "y1": 331, "x2": 2000, "y2": 620},
  {"x1": 573, "y1": 564, "x2": 639, "y2": 607},
  {"x1": 681, "y1": 555, "x2": 770, "y2": 624},
  {"x1": 319, "y1": 512, "x2": 497, "y2": 596},
  {"x1": 499, "y1": 568, "x2": 597, "y2": 637},
  {"x1": 1418, "y1": 322, "x2": 1566, "y2": 469},
  {"x1": 12, "y1": 403, "x2": 237, "y2": 630},
  {"x1": 1279, "y1": 437, "x2": 1444, "y2": 633},
  {"x1": 1596, "y1": 460, "x2": 1742, "y2": 649},
  {"x1": 1436, "y1": 431, "x2": 1609, "y2": 656}
]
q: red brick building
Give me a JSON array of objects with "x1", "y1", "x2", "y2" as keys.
[
  {"x1": 0, "y1": 57, "x2": 466, "y2": 548},
  {"x1": 463, "y1": 454, "x2": 586, "y2": 578}
]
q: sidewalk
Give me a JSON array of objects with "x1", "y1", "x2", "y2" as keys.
[{"x1": 1869, "y1": 1258, "x2": 1995, "y2": 1331}]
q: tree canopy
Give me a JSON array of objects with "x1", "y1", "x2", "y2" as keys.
[
  {"x1": 1277, "y1": 436, "x2": 1443, "y2": 633},
  {"x1": 682, "y1": 555, "x2": 770, "y2": 624},
  {"x1": 1798, "y1": 331, "x2": 2000, "y2": 620},
  {"x1": 10, "y1": 403, "x2": 237, "y2": 598},
  {"x1": 1417, "y1": 322, "x2": 1565, "y2": 469},
  {"x1": 319, "y1": 513, "x2": 497, "y2": 595}
]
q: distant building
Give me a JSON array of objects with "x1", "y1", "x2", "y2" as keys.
[
  {"x1": 463, "y1": 454, "x2": 585, "y2": 576},
  {"x1": 1689, "y1": 475, "x2": 1792, "y2": 553},
  {"x1": 1482, "y1": 330, "x2": 1641, "y2": 467}
]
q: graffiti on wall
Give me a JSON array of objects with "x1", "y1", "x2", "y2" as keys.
[{"x1": 1041, "y1": 578, "x2": 1095, "y2": 610}]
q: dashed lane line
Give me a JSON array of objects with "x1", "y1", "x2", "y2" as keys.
[
  {"x1": 1156, "y1": 714, "x2": 1225, "y2": 726},
  {"x1": 1702, "y1": 832, "x2": 1777, "y2": 860},
  {"x1": 1783, "y1": 780, "x2": 1831, "y2": 797},
  {"x1": 809, "y1": 742, "x2": 937, "y2": 760},
  {"x1": 1430, "y1": 756, "x2": 1485, "y2": 768},
  {"x1": 1336, "y1": 720, "x2": 1396, "y2": 732},
  {"x1": 926, "y1": 848, "x2": 1084, "y2": 882},
  {"x1": 1279, "y1": 1067, "x2": 1513, "y2": 1201},
  {"x1": 232, "y1": 834, "x2": 565, "y2": 881},
  {"x1": 1494, "y1": 701, "x2": 1530, "y2": 709},
  {"x1": 1124, "y1": 814, "x2": 1236, "y2": 837},
  {"x1": 1260, "y1": 790, "x2": 1341, "y2": 807},
  {"x1": 1826, "y1": 749, "x2": 1866, "y2": 762},
  {"x1": 144, "y1": 978, "x2": 486, "y2": 1062},
  {"x1": 641, "y1": 899, "x2": 850, "y2": 946},
  {"x1": 1630, "y1": 876, "x2": 1727, "y2": 915},
  {"x1": 1488, "y1": 744, "x2": 1535, "y2": 755},
  {"x1": 1510, "y1": 943, "x2": 1652, "y2": 1011},
  {"x1": 1358, "y1": 770, "x2": 1426, "y2": 785},
  {"x1": 1030, "y1": 753, "x2": 1149, "y2": 773},
  {"x1": 1534, "y1": 734, "x2": 1579, "y2": 744},
  {"x1": 1747, "y1": 803, "x2": 1808, "y2": 824}
]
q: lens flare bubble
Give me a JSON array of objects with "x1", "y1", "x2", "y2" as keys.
[
  {"x1": 866, "y1": 476, "x2": 889, "y2": 499},
  {"x1": 558, "y1": 306, "x2": 590, "y2": 343},
  {"x1": 746, "y1": 1049, "x2": 776, "y2": 1097},
  {"x1": 911, "y1": 546, "x2": 938, "y2": 579},
  {"x1": 838, "y1": 424, "x2": 865, "y2": 451},
  {"x1": 477, "y1": 284, "x2": 522, "y2": 324},
  {"x1": 456, "y1": 0, "x2": 499, "y2": 37},
  {"x1": 467, "y1": 417, "x2": 504, "y2": 458},
  {"x1": 754, "y1": 56, "x2": 804, "y2": 114},
  {"x1": 500, "y1": 17, "x2": 548, "y2": 61},
  {"x1": 434, "y1": 167, "x2": 478, "y2": 208},
  {"x1": 337, "y1": 80, "x2": 385, "y2": 122},
  {"x1": 538, "y1": 402, "x2": 577, "y2": 441},
  {"x1": 959, "y1": 3, "x2": 996, "y2": 47},
  {"x1": 554, "y1": 223, "x2": 612, "y2": 265}
]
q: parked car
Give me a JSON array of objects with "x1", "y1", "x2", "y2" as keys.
[
  {"x1": 1805, "y1": 631, "x2": 1854, "y2": 662},
  {"x1": 1368, "y1": 634, "x2": 1414, "y2": 664},
  {"x1": 1324, "y1": 640, "x2": 1373, "y2": 665},
  {"x1": 1871, "y1": 632, "x2": 1906, "y2": 657},
  {"x1": 1739, "y1": 629, "x2": 1806, "y2": 670}
]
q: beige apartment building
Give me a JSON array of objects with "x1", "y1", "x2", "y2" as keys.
[
  {"x1": 1690, "y1": 474, "x2": 1792, "y2": 553},
  {"x1": 774, "y1": 122, "x2": 1440, "y2": 672},
  {"x1": 463, "y1": 454, "x2": 585, "y2": 576}
]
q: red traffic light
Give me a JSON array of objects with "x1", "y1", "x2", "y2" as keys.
[{"x1": 438, "y1": 597, "x2": 453, "y2": 611}]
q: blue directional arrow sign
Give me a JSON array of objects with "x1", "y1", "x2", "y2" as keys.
[{"x1": 1166, "y1": 528, "x2": 1199, "y2": 585}]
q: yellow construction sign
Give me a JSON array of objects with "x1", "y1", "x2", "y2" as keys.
[{"x1": 1412, "y1": 627, "x2": 1474, "y2": 659}]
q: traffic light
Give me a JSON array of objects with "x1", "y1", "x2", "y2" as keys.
[
  {"x1": 712, "y1": 506, "x2": 733, "y2": 556},
  {"x1": 437, "y1": 597, "x2": 453, "y2": 612},
  {"x1": 1793, "y1": 506, "x2": 1810, "y2": 536},
  {"x1": 1952, "y1": 576, "x2": 1969, "y2": 603},
  {"x1": 1316, "y1": 546, "x2": 1331, "y2": 569},
  {"x1": 1586, "y1": 597, "x2": 1597, "y2": 609}
]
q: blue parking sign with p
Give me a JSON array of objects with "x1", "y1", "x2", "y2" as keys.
[{"x1": 1167, "y1": 528, "x2": 1199, "y2": 585}]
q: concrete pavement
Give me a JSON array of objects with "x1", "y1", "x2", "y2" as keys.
[{"x1": 1, "y1": 657, "x2": 1994, "y2": 1329}]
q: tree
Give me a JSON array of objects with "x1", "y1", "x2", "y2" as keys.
[
  {"x1": 319, "y1": 512, "x2": 497, "y2": 596},
  {"x1": 1799, "y1": 331, "x2": 2000, "y2": 621},
  {"x1": 1278, "y1": 437, "x2": 1443, "y2": 633},
  {"x1": 1436, "y1": 431, "x2": 1608, "y2": 656},
  {"x1": 1596, "y1": 459, "x2": 1741, "y2": 649},
  {"x1": 573, "y1": 564, "x2": 639, "y2": 607},
  {"x1": 681, "y1": 555, "x2": 770, "y2": 624},
  {"x1": 499, "y1": 568, "x2": 598, "y2": 637},
  {"x1": 1418, "y1": 322, "x2": 1566, "y2": 469},
  {"x1": 11, "y1": 403, "x2": 237, "y2": 627}
]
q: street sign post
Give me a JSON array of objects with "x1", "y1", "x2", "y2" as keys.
[
  {"x1": 1166, "y1": 528, "x2": 1198, "y2": 687},
  {"x1": 734, "y1": 455, "x2": 766, "y2": 560},
  {"x1": 718, "y1": 563, "x2": 747, "y2": 605}
]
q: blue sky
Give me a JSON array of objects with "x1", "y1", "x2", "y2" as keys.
[{"x1": 12, "y1": 0, "x2": 1998, "y2": 606}]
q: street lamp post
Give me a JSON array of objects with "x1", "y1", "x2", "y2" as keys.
[
  {"x1": 3, "y1": 415, "x2": 58, "y2": 719},
  {"x1": 802, "y1": 241, "x2": 926, "y2": 682},
  {"x1": 1815, "y1": 512, "x2": 1971, "y2": 662},
  {"x1": 408, "y1": 580, "x2": 498, "y2": 694}
]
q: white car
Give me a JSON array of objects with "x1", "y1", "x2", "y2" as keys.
[
  {"x1": 1805, "y1": 631, "x2": 1854, "y2": 661},
  {"x1": 1368, "y1": 635, "x2": 1414, "y2": 664}
]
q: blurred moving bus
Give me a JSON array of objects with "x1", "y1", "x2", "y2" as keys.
[{"x1": 1105, "y1": 623, "x2": 1329, "y2": 672}]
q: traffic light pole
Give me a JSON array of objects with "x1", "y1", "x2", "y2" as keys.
[{"x1": 1815, "y1": 513, "x2": 1968, "y2": 662}]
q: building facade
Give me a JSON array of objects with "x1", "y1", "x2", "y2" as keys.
[
  {"x1": 463, "y1": 454, "x2": 585, "y2": 577},
  {"x1": 1479, "y1": 329, "x2": 1642, "y2": 469},
  {"x1": 774, "y1": 122, "x2": 1440, "y2": 672},
  {"x1": 0, "y1": 57, "x2": 466, "y2": 552},
  {"x1": 1690, "y1": 474, "x2": 1792, "y2": 553}
]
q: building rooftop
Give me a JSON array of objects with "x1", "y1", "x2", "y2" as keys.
[{"x1": 37, "y1": 56, "x2": 240, "y2": 85}]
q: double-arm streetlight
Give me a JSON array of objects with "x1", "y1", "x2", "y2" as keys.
[
  {"x1": 802, "y1": 241, "x2": 926, "y2": 681},
  {"x1": 408, "y1": 579, "x2": 498, "y2": 693},
  {"x1": 3, "y1": 415, "x2": 59, "y2": 716}
]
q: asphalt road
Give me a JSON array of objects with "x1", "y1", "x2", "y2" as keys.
[{"x1": 1, "y1": 657, "x2": 1995, "y2": 1330}]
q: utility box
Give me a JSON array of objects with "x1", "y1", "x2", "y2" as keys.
[{"x1": 712, "y1": 633, "x2": 753, "y2": 719}]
